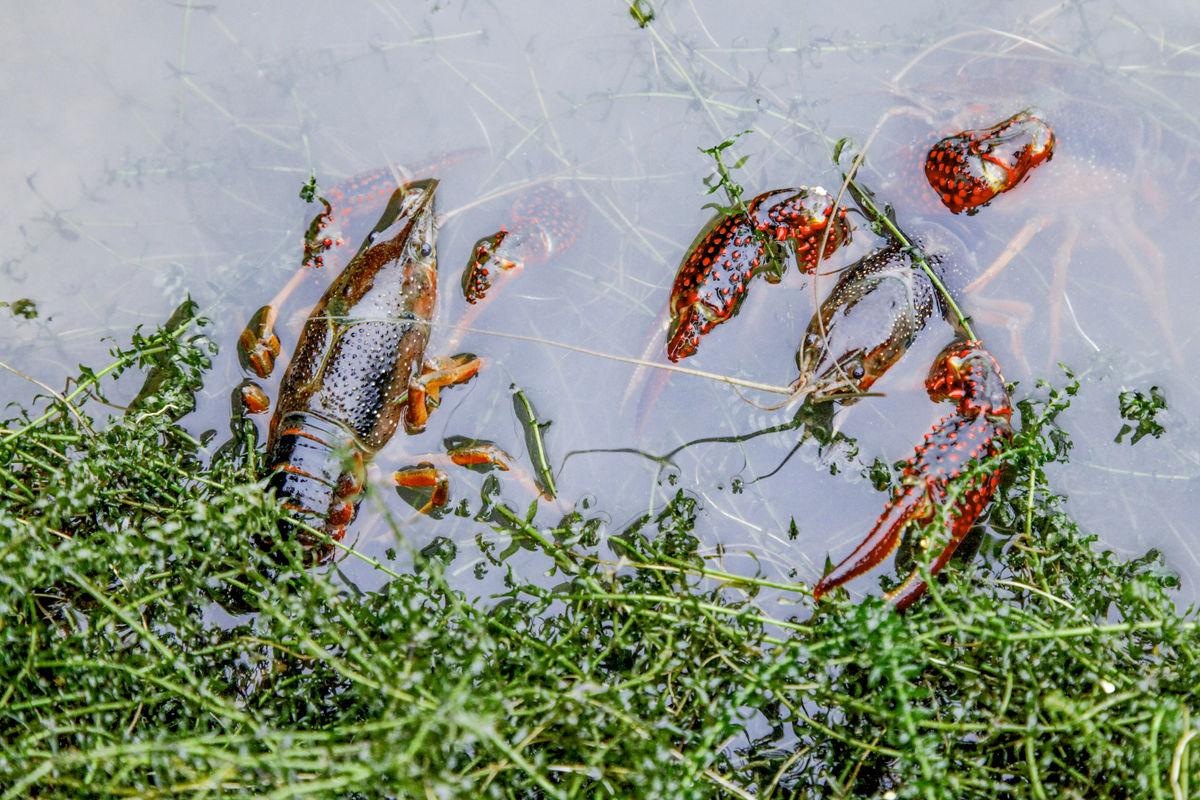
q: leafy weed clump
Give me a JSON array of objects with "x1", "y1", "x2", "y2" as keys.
[{"x1": 0, "y1": 312, "x2": 1197, "y2": 798}]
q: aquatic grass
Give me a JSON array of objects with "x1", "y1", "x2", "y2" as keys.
[{"x1": 0, "y1": 301, "x2": 1197, "y2": 799}]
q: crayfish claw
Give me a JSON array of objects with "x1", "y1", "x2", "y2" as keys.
[
  {"x1": 814, "y1": 340, "x2": 1013, "y2": 612},
  {"x1": 885, "y1": 570, "x2": 932, "y2": 612},
  {"x1": 813, "y1": 483, "x2": 932, "y2": 601}
]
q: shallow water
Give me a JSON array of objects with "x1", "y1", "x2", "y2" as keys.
[{"x1": 4, "y1": 0, "x2": 1199, "y2": 606}]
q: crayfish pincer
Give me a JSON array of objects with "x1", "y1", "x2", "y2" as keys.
[{"x1": 813, "y1": 340, "x2": 1013, "y2": 610}]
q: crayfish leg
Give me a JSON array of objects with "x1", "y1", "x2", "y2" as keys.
[
  {"x1": 403, "y1": 353, "x2": 483, "y2": 433},
  {"x1": 237, "y1": 305, "x2": 282, "y2": 379},
  {"x1": 448, "y1": 443, "x2": 512, "y2": 471},
  {"x1": 393, "y1": 463, "x2": 451, "y2": 515}
]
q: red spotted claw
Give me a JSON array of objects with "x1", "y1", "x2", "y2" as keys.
[
  {"x1": 813, "y1": 340, "x2": 1013, "y2": 610},
  {"x1": 666, "y1": 186, "x2": 850, "y2": 362},
  {"x1": 755, "y1": 186, "x2": 852, "y2": 272},
  {"x1": 925, "y1": 109, "x2": 1055, "y2": 215}
]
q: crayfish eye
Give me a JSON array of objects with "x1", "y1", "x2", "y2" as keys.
[
  {"x1": 851, "y1": 365, "x2": 865, "y2": 380},
  {"x1": 420, "y1": 242, "x2": 433, "y2": 257}
]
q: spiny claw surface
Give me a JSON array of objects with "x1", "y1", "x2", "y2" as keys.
[
  {"x1": 752, "y1": 186, "x2": 851, "y2": 272},
  {"x1": 462, "y1": 230, "x2": 519, "y2": 304},
  {"x1": 925, "y1": 109, "x2": 1055, "y2": 215},
  {"x1": 666, "y1": 211, "x2": 762, "y2": 362},
  {"x1": 813, "y1": 340, "x2": 1013, "y2": 611},
  {"x1": 666, "y1": 186, "x2": 852, "y2": 362}
]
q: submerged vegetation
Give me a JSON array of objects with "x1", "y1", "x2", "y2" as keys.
[
  {"x1": 1116, "y1": 385, "x2": 1168, "y2": 445},
  {"x1": 0, "y1": 298, "x2": 38, "y2": 320},
  {"x1": 0, "y1": 308, "x2": 1197, "y2": 798},
  {"x1": 6, "y1": 0, "x2": 1200, "y2": 793}
]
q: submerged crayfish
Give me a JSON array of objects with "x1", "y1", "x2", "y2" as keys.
[{"x1": 263, "y1": 179, "x2": 486, "y2": 550}]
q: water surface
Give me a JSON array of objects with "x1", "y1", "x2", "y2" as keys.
[{"x1": 4, "y1": 0, "x2": 1199, "y2": 605}]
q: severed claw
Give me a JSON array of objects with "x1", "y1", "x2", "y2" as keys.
[
  {"x1": 665, "y1": 210, "x2": 763, "y2": 362},
  {"x1": 445, "y1": 185, "x2": 583, "y2": 354},
  {"x1": 813, "y1": 340, "x2": 1013, "y2": 611},
  {"x1": 666, "y1": 186, "x2": 852, "y2": 362},
  {"x1": 814, "y1": 413, "x2": 1007, "y2": 610},
  {"x1": 925, "y1": 109, "x2": 1055, "y2": 215}
]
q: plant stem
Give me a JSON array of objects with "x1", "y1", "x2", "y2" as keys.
[{"x1": 840, "y1": 162, "x2": 979, "y2": 342}]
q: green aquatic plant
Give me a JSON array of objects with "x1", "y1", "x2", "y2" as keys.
[
  {"x1": 299, "y1": 173, "x2": 319, "y2": 203},
  {"x1": 628, "y1": 0, "x2": 654, "y2": 28},
  {"x1": 699, "y1": 131, "x2": 790, "y2": 282},
  {"x1": 0, "y1": 312, "x2": 1197, "y2": 798},
  {"x1": 699, "y1": 130, "x2": 754, "y2": 218},
  {"x1": 1116, "y1": 385, "x2": 1168, "y2": 445},
  {"x1": 0, "y1": 298, "x2": 38, "y2": 319}
]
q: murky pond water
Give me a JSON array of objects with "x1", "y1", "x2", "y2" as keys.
[{"x1": 4, "y1": 1, "x2": 1199, "y2": 605}]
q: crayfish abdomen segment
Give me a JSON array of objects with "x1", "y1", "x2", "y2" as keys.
[{"x1": 266, "y1": 411, "x2": 367, "y2": 548}]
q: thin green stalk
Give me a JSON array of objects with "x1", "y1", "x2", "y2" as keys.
[
  {"x1": 839, "y1": 156, "x2": 979, "y2": 342},
  {"x1": 1, "y1": 340, "x2": 177, "y2": 446},
  {"x1": 512, "y1": 385, "x2": 557, "y2": 499}
]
